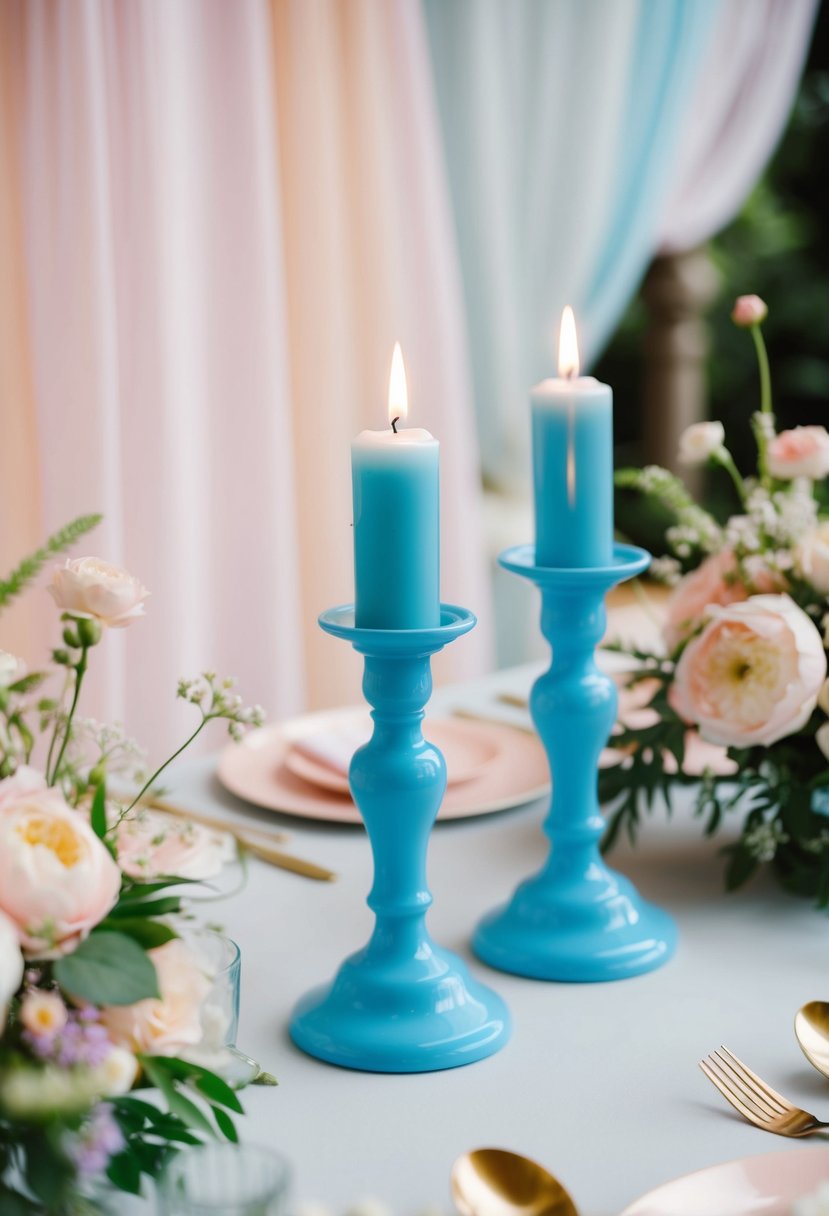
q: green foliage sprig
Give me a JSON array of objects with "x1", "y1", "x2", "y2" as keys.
[{"x1": 0, "y1": 515, "x2": 102, "y2": 614}]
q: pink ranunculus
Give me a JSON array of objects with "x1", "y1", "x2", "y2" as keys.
[
  {"x1": 0, "y1": 910, "x2": 24, "y2": 1032},
  {"x1": 767, "y1": 427, "x2": 829, "y2": 481},
  {"x1": 100, "y1": 939, "x2": 211, "y2": 1057},
  {"x1": 669, "y1": 595, "x2": 827, "y2": 749},
  {"x1": 731, "y1": 295, "x2": 768, "y2": 327},
  {"x1": 0, "y1": 786, "x2": 122, "y2": 957},
  {"x1": 49, "y1": 557, "x2": 149, "y2": 628},
  {"x1": 114, "y1": 808, "x2": 235, "y2": 881},
  {"x1": 664, "y1": 551, "x2": 750, "y2": 652}
]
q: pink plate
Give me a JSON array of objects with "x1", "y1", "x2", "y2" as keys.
[
  {"x1": 284, "y1": 714, "x2": 500, "y2": 794},
  {"x1": 218, "y1": 713, "x2": 549, "y2": 824},
  {"x1": 621, "y1": 1146, "x2": 829, "y2": 1215}
]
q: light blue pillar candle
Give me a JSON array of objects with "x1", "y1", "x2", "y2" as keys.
[
  {"x1": 531, "y1": 308, "x2": 614, "y2": 568},
  {"x1": 352, "y1": 347, "x2": 440, "y2": 629}
]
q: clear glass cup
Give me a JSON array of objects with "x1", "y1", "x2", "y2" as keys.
[
  {"x1": 156, "y1": 1144, "x2": 290, "y2": 1216},
  {"x1": 185, "y1": 928, "x2": 242, "y2": 1047}
]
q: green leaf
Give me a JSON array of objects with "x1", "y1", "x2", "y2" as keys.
[
  {"x1": 212, "y1": 1106, "x2": 238, "y2": 1142},
  {"x1": 117, "y1": 876, "x2": 196, "y2": 902},
  {"x1": 109, "y1": 895, "x2": 182, "y2": 919},
  {"x1": 98, "y1": 916, "x2": 178, "y2": 949},
  {"x1": 54, "y1": 931, "x2": 159, "y2": 1005},
  {"x1": 106, "y1": 1148, "x2": 143, "y2": 1194},
  {"x1": 141, "y1": 1058, "x2": 216, "y2": 1138},
  {"x1": 153, "y1": 1058, "x2": 243, "y2": 1113},
  {"x1": 6, "y1": 672, "x2": 48, "y2": 694},
  {"x1": 90, "y1": 781, "x2": 107, "y2": 840},
  {"x1": 0, "y1": 513, "x2": 102, "y2": 613},
  {"x1": 723, "y1": 843, "x2": 760, "y2": 891}
]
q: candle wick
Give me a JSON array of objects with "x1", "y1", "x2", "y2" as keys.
[{"x1": 391, "y1": 416, "x2": 400, "y2": 434}]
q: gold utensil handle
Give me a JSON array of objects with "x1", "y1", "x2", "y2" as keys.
[{"x1": 242, "y1": 840, "x2": 337, "y2": 882}]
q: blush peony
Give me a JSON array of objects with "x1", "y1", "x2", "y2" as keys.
[
  {"x1": 100, "y1": 939, "x2": 211, "y2": 1057},
  {"x1": 0, "y1": 784, "x2": 122, "y2": 956},
  {"x1": 664, "y1": 551, "x2": 753, "y2": 652},
  {"x1": 670, "y1": 595, "x2": 827, "y2": 749},
  {"x1": 767, "y1": 427, "x2": 829, "y2": 482},
  {"x1": 114, "y1": 808, "x2": 235, "y2": 881},
  {"x1": 49, "y1": 557, "x2": 149, "y2": 628},
  {"x1": 0, "y1": 910, "x2": 24, "y2": 1031},
  {"x1": 795, "y1": 521, "x2": 829, "y2": 594}
]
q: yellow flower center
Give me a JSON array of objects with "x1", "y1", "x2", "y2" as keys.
[{"x1": 18, "y1": 815, "x2": 83, "y2": 867}]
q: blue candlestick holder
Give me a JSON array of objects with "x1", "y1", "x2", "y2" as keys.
[
  {"x1": 289, "y1": 603, "x2": 511, "y2": 1073},
  {"x1": 473, "y1": 543, "x2": 677, "y2": 982}
]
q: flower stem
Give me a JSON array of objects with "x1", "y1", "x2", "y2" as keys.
[
  {"x1": 751, "y1": 324, "x2": 772, "y2": 415},
  {"x1": 48, "y1": 649, "x2": 88, "y2": 786},
  {"x1": 115, "y1": 717, "x2": 208, "y2": 824},
  {"x1": 714, "y1": 449, "x2": 747, "y2": 505}
]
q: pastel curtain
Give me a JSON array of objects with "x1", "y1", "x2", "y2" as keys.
[
  {"x1": 0, "y1": 0, "x2": 815, "y2": 752},
  {"x1": 658, "y1": 0, "x2": 818, "y2": 253},
  {"x1": 0, "y1": 0, "x2": 489, "y2": 753},
  {"x1": 424, "y1": 0, "x2": 816, "y2": 493}
]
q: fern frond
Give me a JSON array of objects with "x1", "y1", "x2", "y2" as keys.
[{"x1": 0, "y1": 513, "x2": 102, "y2": 613}]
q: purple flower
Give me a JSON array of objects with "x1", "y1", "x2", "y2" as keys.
[{"x1": 66, "y1": 1103, "x2": 125, "y2": 1177}]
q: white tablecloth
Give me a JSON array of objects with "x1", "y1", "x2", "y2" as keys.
[{"x1": 163, "y1": 666, "x2": 829, "y2": 1216}]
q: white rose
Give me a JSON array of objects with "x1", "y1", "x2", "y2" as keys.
[
  {"x1": 0, "y1": 651, "x2": 25, "y2": 688},
  {"x1": 678, "y1": 421, "x2": 725, "y2": 467},
  {"x1": 795, "y1": 521, "x2": 829, "y2": 594},
  {"x1": 0, "y1": 910, "x2": 24, "y2": 1032},
  {"x1": 49, "y1": 557, "x2": 149, "y2": 628},
  {"x1": 98, "y1": 1046, "x2": 139, "y2": 1096}
]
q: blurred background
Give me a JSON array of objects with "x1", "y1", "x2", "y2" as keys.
[{"x1": 0, "y1": 0, "x2": 824, "y2": 751}]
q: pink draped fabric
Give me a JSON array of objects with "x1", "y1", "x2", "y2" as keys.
[{"x1": 0, "y1": 0, "x2": 490, "y2": 754}]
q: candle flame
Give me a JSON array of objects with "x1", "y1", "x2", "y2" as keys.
[
  {"x1": 558, "y1": 306, "x2": 580, "y2": 378},
  {"x1": 388, "y1": 342, "x2": 408, "y2": 427}
]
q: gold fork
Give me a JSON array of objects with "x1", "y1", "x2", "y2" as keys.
[{"x1": 700, "y1": 1045, "x2": 829, "y2": 1137}]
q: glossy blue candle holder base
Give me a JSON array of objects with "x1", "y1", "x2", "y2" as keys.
[
  {"x1": 473, "y1": 544, "x2": 677, "y2": 983},
  {"x1": 289, "y1": 604, "x2": 511, "y2": 1073}
]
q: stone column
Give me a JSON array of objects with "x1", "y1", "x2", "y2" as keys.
[{"x1": 641, "y1": 247, "x2": 720, "y2": 485}]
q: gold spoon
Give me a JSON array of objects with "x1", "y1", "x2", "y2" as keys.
[
  {"x1": 451, "y1": 1148, "x2": 578, "y2": 1216},
  {"x1": 795, "y1": 1000, "x2": 829, "y2": 1078}
]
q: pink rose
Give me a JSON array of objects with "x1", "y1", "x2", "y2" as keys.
[
  {"x1": 731, "y1": 295, "x2": 768, "y2": 327},
  {"x1": 767, "y1": 427, "x2": 829, "y2": 481},
  {"x1": 100, "y1": 939, "x2": 211, "y2": 1057},
  {"x1": 669, "y1": 595, "x2": 826, "y2": 749},
  {"x1": 49, "y1": 557, "x2": 149, "y2": 628},
  {"x1": 0, "y1": 785, "x2": 121, "y2": 956},
  {"x1": 0, "y1": 910, "x2": 24, "y2": 1031},
  {"x1": 114, "y1": 808, "x2": 235, "y2": 881}
]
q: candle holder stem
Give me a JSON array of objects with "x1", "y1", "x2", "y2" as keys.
[
  {"x1": 290, "y1": 604, "x2": 510, "y2": 1072},
  {"x1": 473, "y1": 544, "x2": 677, "y2": 982}
]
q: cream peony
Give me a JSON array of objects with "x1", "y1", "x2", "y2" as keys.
[
  {"x1": 114, "y1": 808, "x2": 235, "y2": 881},
  {"x1": 670, "y1": 595, "x2": 827, "y2": 749},
  {"x1": 767, "y1": 427, "x2": 829, "y2": 481},
  {"x1": 100, "y1": 939, "x2": 211, "y2": 1057},
  {"x1": 0, "y1": 910, "x2": 24, "y2": 1032},
  {"x1": 0, "y1": 785, "x2": 121, "y2": 956},
  {"x1": 795, "y1": 520, "x2": 829, "y2": 594},
  {"x1": 677, "y1": 421, "x2": 725, "y2": 467},
  {"x1": 49, "y1": 557, "x2": 149, "y2": 628}
]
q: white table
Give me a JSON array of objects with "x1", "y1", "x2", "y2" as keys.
[{"x1": 166, "y1": 667, "x2": 829, "y2": 1216}]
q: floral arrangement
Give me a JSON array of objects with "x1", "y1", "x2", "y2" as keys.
[
  {"x1": 601, "y1": 295, "x2": 829, "y2": 903},
  {"x1": 0, "y1": 525, "x2": 267, "y2": 1213}
]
